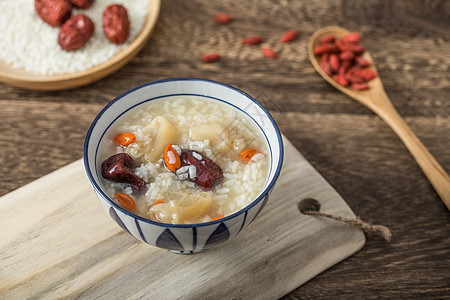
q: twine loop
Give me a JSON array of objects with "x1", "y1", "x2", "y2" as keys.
[{"x1": 298, "y1": 198, "x2": 392, "y2": 241}]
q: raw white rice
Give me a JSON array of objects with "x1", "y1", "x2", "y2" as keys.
[{"x1": 0, "y1": 0, "x2": 148, "y2": 75}]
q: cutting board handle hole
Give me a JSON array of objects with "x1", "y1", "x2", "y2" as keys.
[{"x1": 298, "y1": 198, "x2": 321, "y2": 214}]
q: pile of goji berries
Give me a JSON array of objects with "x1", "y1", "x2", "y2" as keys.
[
  {"x1": 201, "y1": 12, "x2": 298, "y2": 63},
  {"x1": 313, "y1": 31, "x2": 377, "y2": 90}
]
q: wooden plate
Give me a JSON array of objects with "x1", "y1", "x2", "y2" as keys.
[{"x1": 0, "y1": 0, "x2": 161, "y2": 91}]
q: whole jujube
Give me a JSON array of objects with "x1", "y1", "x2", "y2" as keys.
[
  {"x1": 180, "y1": 150, "x2": 223, "y2": 190},
  {"x1": 101, "y1": 153, "x2": 145, "y2": 190},
  {"x1": 103, "y1": 4, "x2": 130, "y2": 44},
  {"x1": 35, "y1": 0, "x2": 72, "y2": 27},
  {"x1": 58, "y1": 14, "x2": 94, "y2": 51},
  {"x1": 69, "y1": 0, "x2": 94, "y2": 9}
]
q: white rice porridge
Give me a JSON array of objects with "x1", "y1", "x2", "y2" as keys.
[{"x1": 99, "y1": 96, "x2": 269, "y2": 224}]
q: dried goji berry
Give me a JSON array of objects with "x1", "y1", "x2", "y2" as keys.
[
  {"x1": 351, "y1": 82, "x2": 370, "y2": 90},
  {"x1": 332, "y1": 75, "x2": 349, "y2": 86},
  {"x1": 314, "y1": 30, "x2": 377, "y2": 90},
  {"x1": 338, "y1": 60, "x2": 351, "y2": 75},
  {"x1": 214, "y1": 13, "x2": 232, "y2": 24},
  {"x1": 114, "y1": 193, "x2": 136, "y2": 211},
  {"x1": 320, "y1": 53, "x2": 330, "y2": 63},
  {"x1": 329, "y1": 54, "x2": 340, "y2": 73},
  {"x1": 339, "y1": 50, "x2": 355, "y2": 61},
  {"x1": 242, "y1": 36, "x2": 263, "y2": 45},
  {"x1": 341, "y1": 31, "x2": 362, "y2": 43},
  {"x1": 345, "y1": 73, "x2": 365, "y2": 84},
  {"x1": 349, "y1": 43, "x2": 365, "y2": 55},
  {"x1": 262, "y1": 46, "x2": 278, "y2": 59},
  {"x1": 201, "y1": 53, "x2": 221, "y2": 63},
  {"x1": 320, "y1": 60, "x2": 332, "y2": 76},
  {"x1": 357, "y1": 68, "x2": 377, "y2": 81},
  {"x1": 355, "y1": 56, "x2": 371, "y2": 67},
  {"x1": 313, "y1": 43, "x2": 339, "y2": 55},
  {"x1": 281, "y1": 29, "x2": 298, "y2": 43},
  {"x1": 320, "y1": 34, "x2": 336, "y2": 44}
]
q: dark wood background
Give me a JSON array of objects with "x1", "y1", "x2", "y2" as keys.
[{"x1": 1, "y1": 0, "x2": 449, "y2": 298}]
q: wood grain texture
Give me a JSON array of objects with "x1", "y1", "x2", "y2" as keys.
[
  {"x1": 0, "y1": 140, "x2": 365, "y2": 299},
  {"x1": 1, "y1": 0, "x2": 449, "y2": 298}
]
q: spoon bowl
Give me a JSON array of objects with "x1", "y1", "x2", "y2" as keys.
[{"x1": 309, "y1": 26, "x2": 450, "y2": 210}]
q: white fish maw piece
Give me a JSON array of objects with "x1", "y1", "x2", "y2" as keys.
[
  {"x1": 144, "y1": 116, "x2": 178, "y2": 163},
  {"x1": 189, "y1": 124, "x2": 226, "y2": 141},
  {"x1": 149, "y1": 193, "x2": 213, "y2": 224}
]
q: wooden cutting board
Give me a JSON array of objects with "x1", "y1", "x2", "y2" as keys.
[{"x1": 0, "y1": 137, "x2": 365, "y2": 299}]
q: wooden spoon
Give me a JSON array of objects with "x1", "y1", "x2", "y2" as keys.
[{"x1": 308, "y1": 26, "x2": 450, "y2": 210}]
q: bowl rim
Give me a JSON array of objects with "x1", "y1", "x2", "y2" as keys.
[{"x1": 83, "y1": 77, "x2": 284, "y2": 228}]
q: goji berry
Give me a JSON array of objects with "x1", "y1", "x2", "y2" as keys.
[
  {"x1": 281, "y1": 29, "x2": 298, "y2": 43},
  {"x1": 349, "y1": 43, "x2": 365, "y2": 55},
  {"x1": 313, "y1": 43, "x2": 338, "y2": 55},
  {"x1": 262, "y1": 46, "x2": 278, "y2": 59},
  {"x1": 313, "y1": 30, "x2": 377, "y2": 90},
  {"x1": 201, "y1": 53, "x2": 221, "y2": 63},
  {"x1": 339, "y1": 50, "x2": 355, "y2": 61},
  {"x1": 351, "y1": 82, "x2": 370, "y2": 90},
  {"x1": 355, "y1": 56, "x2": 371, "y2": 67},
  {"x1": 338, "y1": 60, "x2": 351, "y2": 75},
  {"x1": 320, "y1": 60, "x2": 332, "y2": 76},
  {"x1": 341, "y1": 31, "x2": 362, "y2": 43},
  {"x1": 329, "y1": 54, "x2": 340, "y2": 73},
  {"x1": 332, "y1": 75, "x2": 349, "y2": 86},
  {"x1": 320, "y1": 53, "x2": 329, "y2": 63},
  {"x1": 357, "y1": 68, "x2": 377, "y2": 81},
  {"x1": 320, "y1": 34, "x2": 336, "y2": 44},
  {"x1": 242, "y1": 36, "x2": 263, "y2": 45},
  {"x1": 214, "y1": 13, "x2": 232, "y2": 24},
  {"x1": 345, "y1": 73, "x2": 365, "y2": 84}
]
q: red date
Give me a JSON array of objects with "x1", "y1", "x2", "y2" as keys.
[
  {"x1": 101, "y1": 153, "x2": 145, "y2": 191},
  {"x1": 69, "y1": 0, "x2": 94, "y2": 9},
  {"x1": 58, "y1": 14, "x2": 94, "y2": 51},
  {"x1": 180, "y1": 150, "x2": 223, "y2": 190},
  {"x1": 103, "y1": 4, "x2": 130, "y2": 44},
  {"x1": 35, "y1": 0, "x2": 72, "y2": 27}
]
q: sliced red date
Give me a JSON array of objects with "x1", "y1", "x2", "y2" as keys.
[
  {"x1": 179, "y1": 150, "x2": 223, "y2": 190},
  {"x1": 101, "y1": 153, "x2": 145, "y2": 191}
]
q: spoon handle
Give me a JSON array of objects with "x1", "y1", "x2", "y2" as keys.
[{"x1": 373, "y1": 92, "x2": 450, "y2": 210}]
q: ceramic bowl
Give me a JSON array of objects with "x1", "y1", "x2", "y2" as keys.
[{"x1": 83, "y1": 78, "x2": 284, "y2": 253}]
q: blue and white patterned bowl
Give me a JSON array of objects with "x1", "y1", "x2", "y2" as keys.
[{"x1": 83, "y1": 78, "x2": 284, "y2": 253}]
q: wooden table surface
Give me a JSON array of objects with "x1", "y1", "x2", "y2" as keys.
[{"x1": 1, "y1": 0, "x2": 449, "y2": 298}]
